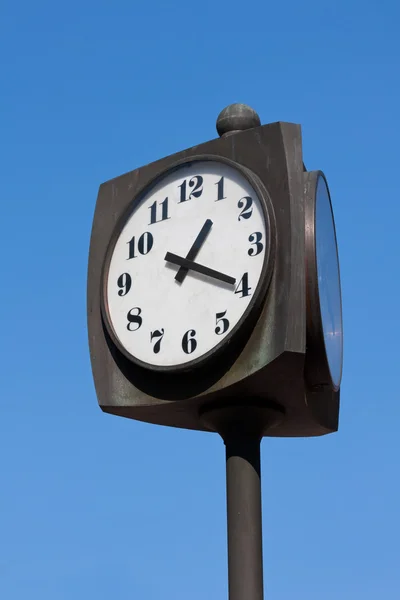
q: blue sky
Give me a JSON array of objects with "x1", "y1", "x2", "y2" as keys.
[{"x1": 1, "y1": 0, "x2": 400, "y2": 598}]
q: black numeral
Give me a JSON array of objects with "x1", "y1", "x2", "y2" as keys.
[
  {"x1": 179, "y1": 176, "x2": 203, "y2": 202},
  {"x1": 149, "y1": 197, "x2": 170, "y2": 225},
  {"x1": 117, "y1": 273, "x2": 132, "y2": 296},
  {"x1": 138, "y1": 232, "x2": 153, "y2": 255},
  {"x1": 238, "y1": 196, "x2": 253, "y2": 220},
  {"x1": 215, "y1": 310, "x2": 229, "y2": 335},
  {"x1": 150, "y1": 329, "x2": 165, "y2": 354},
  {"x1": 235, "y1": 273, "x2": 252, "y2": 298},
  {"x1": 215, "y1": 176, "x2": 226, "y2": 201},
  {"x1": 182, "y1": 329, "x2": 197, "y2": 354},
  {"x1": 127, "y1": 307, "x2": 142, "y2": 331},
  {"x1": 248, "y1": 232, "x2": 264, "y2": 256},
  {"x1": 127, "y1": 232, "x2": 154, "y2": 259}
]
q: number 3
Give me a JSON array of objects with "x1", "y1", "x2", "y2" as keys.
[{"x1": 248, "y1": 232, "x2": 263, "y2": 256}]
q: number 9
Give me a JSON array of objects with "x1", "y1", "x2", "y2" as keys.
[{"x1": 117, "y1": 273, "x2": 132, "y2": 296}]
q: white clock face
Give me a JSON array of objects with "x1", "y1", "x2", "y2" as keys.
[
  {"x1": 315, "y1": 175, "x2": 343, "y2": 388},
  {"x1": 103, "y1": 160, "x2": 269, "y2": 370}
]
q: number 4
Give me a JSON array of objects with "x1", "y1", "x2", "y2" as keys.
[{"x1": 235, "y1": 273, "x2": 252, "y2": 298}]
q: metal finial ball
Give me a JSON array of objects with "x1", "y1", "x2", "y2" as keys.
[{"x1": 216, "y1": 103, "x2": 261, "y2": 137}]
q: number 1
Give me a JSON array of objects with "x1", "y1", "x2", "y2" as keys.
[{"x1": 215, "y1": 176, "x2": 226, "y2": 201}]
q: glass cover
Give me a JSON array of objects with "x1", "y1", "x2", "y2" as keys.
[
  {"x1": 315, "y1": 175, "x2": 343, "y2": 388},
  {"x1": 105, "y1": 161, "x2": 267, "y2": 368}
]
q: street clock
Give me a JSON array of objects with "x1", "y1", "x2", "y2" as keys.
[
  {"x1": 88, "y1": 104, "x2": 343, "y2": 438},
  {"x1": 87, "y1": 103, "x2": 344, "y2": 600}
]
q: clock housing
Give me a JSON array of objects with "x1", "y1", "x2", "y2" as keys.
[{"x1": 88, "y1": 120, "x2": 340, "y2": 437}]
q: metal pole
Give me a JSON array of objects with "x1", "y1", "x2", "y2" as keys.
[{"x1": 224, "y1": 434, "x2": 264, "y2": 600}]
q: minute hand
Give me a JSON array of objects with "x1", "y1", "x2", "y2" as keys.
[{"x1": 165, "y1": 252, "x2": 236, "y2": 285}]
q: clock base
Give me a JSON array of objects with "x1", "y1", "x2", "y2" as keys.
[{"x1": 199, "y1": 398, "x2": 285, "y2": 440}]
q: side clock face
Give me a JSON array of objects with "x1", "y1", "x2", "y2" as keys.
[
  {"x1": 305, "y1": 171, "x2": 343, "y2": 390},
  {"x1": 315, "y1": 174, "x2": 343, "y2": 388},
  {"x1": 102, "y1": 159, "x2": 272, "y2": 371}
]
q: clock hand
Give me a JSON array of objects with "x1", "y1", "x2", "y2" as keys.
[
  {"x1": 175, "y1": 218, "x2": 213, "y2": 283},
  {"x1": 165, "y1": 252, "x2": 236, "y2": 285}
]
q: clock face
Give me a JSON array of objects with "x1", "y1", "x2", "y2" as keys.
[
  {"x1": 315, "y1": 175, "x2": 343, "y2": 388},
  {"x1": 102, "y1": 159, "x2": 271, "y2": 371}
]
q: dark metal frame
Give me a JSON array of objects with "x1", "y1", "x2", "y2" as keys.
[
  {"x1": 304, "y1": 170, "x2": 343, "y2": 391},
  {"x1": 88, "y1": 120, "x2": 339, "y2": 436},
  {"x1": 100, "y1": 155, "x2": 276, "y2": 374}
]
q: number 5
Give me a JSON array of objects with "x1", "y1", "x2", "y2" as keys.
[{"x1": 215, "y1": 310, "x2": 229, "y2": 335}]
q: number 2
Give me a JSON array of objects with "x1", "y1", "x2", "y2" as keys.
[{"x1": 238, "y1": 196, "x2": 253, "y2": 220}]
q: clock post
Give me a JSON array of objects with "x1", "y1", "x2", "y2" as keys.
[
  {"x1": 87, "y1": 104, "x2": 343, "y2": 600},
  {"x1": 201, "y1": 401, "x2": 282, "y2": 600}
]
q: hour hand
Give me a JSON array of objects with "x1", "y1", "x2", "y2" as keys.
[
  {"x1": 175, "y1": 219, "x2": 213, "y2": 284},
  {"x1": 165, "y1": 252, "x2": 236, "y2": 285}
]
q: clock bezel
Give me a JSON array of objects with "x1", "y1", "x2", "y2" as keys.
[
  {"x1": 100, "y1": 155, "x2": 276, "y2": 373},
  {"x1": 304, "y1": 170, "x2": 343, "y2": 391}
]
